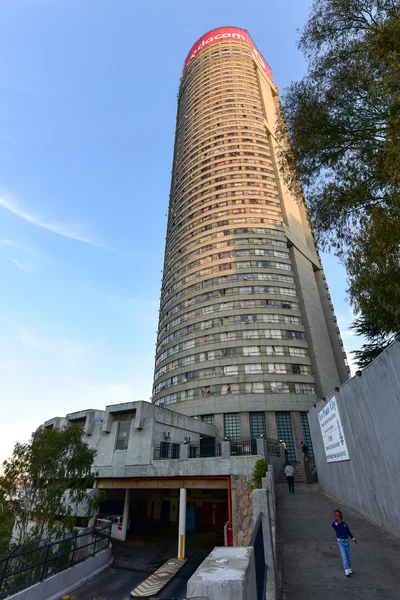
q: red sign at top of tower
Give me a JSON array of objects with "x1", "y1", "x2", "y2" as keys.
[{"x1": 182, "y1": 27, "x2": 273, "y2": 81}]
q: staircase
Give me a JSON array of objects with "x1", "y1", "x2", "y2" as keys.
[{"x1": 279, "y1": 461, "x2": 306, "y2": 484}]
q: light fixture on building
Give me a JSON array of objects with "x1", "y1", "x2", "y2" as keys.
[
  {"x1": 355, "y1": 370, "x2": 362, "y2": 377},
  {"x1": 184, "y1": 436, "x2": 190, "y2": 444},
  {"x1": 163, "y1": 431, "x2": 170, "y2": 439},
  {"x1": 335, "y1": 387, "x2": 340, "y2": 392}
]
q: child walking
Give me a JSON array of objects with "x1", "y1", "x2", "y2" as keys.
[{"x1": 332, "y1": 510, "x2": 357, "y2": 576}]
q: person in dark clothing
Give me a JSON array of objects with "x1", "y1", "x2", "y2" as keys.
[
  {"x1": 280, "y1": 439, "x2": 288, "y2": 460},
  {"x1": 332, "y1": 509, "x2": 358, "y2": 576},
  {"x1": 300, "y1": 441, "x2": 309, "y2": 460},
  {"x1": 285, "y1": 462, "x2": 295, "y2": 493}
]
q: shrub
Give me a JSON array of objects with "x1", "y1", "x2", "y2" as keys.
[{"x1": 252, "y1": 458, "x2": 268, "y2": 489}]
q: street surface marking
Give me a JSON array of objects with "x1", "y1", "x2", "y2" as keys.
[{"x1": 131, "y1": 558, "x2": 186, "y2": 597}]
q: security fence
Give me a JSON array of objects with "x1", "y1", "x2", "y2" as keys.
[{"x1": 0, "y1": 522, "x2": 111, "y2": 599}]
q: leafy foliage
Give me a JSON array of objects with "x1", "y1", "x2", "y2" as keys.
[
  {"x1": 346, "y1": 206, "x2": 400, "y2": 332},
  {"x1": 252, "y1": 458, "x2": 268, "y2": 489},
  {"x1": 0, "y1": 487, "x2": 15, "y2": 556},
  {"x1": 350, "y1": 315, "x2": 394, "y2": 367},
  {"x1": 0, "y1": 427, "x2": 101, "y2": 546},
  {"x1": 278, "y1": 0, "x2": 400, "y2": 332}
]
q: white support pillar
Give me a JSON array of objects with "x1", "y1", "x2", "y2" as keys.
[
  {"x1": 121, "y1": 488, "x2": 131, "y2": 542},
  {"x1": 88, "y1": 479, "x2": 98, "y2": 528},
  {"x1": 178, "y1": 488, "x2": 187, "y2": 560}
]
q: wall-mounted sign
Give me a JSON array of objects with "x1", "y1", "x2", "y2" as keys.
[
  {"x1": 318, "y1": 396, "x2": 350, "y2": 463},
  {"x1": 182, "y1": 26, "x2": 273, "y2": 81}
]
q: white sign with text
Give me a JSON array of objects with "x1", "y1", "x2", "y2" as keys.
[{"x1": 318, "y1": 396, "x2": 350, "y2": 463}]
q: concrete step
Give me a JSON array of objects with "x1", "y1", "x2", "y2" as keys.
[{"x1": 279, "y1": 461, "x2": 306, "y2": 483}]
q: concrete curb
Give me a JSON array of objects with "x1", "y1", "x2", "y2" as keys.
[{"x1": 47, "y1": 551, "x2": 114, "y2": 600}]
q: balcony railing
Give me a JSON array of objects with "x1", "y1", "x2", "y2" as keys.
[
  {"x1": 187, "y1": 442, "x2": 221, "y2": 458},
  {"x1": 152, "y1": 438, "x2": 282, "y2": 460},
  {"x1": 153, "y1": 443, "x2": 180, "y2": 460}
]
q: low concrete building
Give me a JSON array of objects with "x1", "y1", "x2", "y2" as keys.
[{"x1": 42, "y1": 401, "x2": 284, "y2": 548}]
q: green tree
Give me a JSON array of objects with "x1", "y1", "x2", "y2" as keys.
[
  {"x1": 346, "y1": 207, "x2": 400, "y2": 332},
  {"x1": 350, "y1": 315, "x2": 394, "y2": 368},
  {"x1": 0, "y1": 426, "x2": 101, "y2": 546},
  {"x1": 278, "y1": 0, "x2": 400, "y2": 332},
  {"x1": 0, "y1": 487, "x2": 15, "y2": 555}
]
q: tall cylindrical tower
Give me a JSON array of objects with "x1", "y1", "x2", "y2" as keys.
[{"x1": 152, "y1": 27, "x2": 349, "y2": 460}]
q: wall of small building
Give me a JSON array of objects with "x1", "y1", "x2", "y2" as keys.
[{"x1": 59, "y1": 402, "x2": 217, "y2": 478}]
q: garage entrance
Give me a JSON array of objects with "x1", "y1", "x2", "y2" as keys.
[{"x1": 96, "y1": 476, "x2": 231, "y2": 554}]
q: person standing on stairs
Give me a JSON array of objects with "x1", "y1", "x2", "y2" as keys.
[
  {"x1": 280, "y1": 439, "x2": 288, "y2": 460},
  {"x1": 285, "y1": 462, "x2": 295, "y2": 493},
  {"x1": 301, "y1": 441, "x2": 309, "y2": 461}
]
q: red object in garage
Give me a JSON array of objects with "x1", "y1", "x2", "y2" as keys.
[
  {"x1": 227, "y1": 522, "x2": 233, "y2": 546},
  {"x1": 201, "y1": 502, "x2": 213, "y2": 526}
]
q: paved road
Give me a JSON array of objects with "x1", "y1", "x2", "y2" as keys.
[
  {"x1": 276, "y1": 483, "x2": 400, "y2": 599},
  {"x1": 59, "y1": 531, "x2": 216, "y2": 600}
]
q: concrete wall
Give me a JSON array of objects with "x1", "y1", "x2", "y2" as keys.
[
  {"x1": 253, "y1": 465, "x2": 277, "y2": 600},
  {"x1": 6, "y1": 546, "x2": 112, "y2": 600},
  {"x1": 186, "y1": 547, "x2": 257, "y2": 600},
  {"x1": 267, "y1": 450, "x2": 285, "y2": 481},
  {"x1": 308, "y1": 341, "x2": 400, "y2": 536},
  {"x1": 289, "y1": 246, "x2": 343, "y2": 397},
  {"x1": 231, "y1": 476, "x2": 253, "y2": 547},
  {"x1": 96, "y1": 455, "x2": 260, "y2": 480}
]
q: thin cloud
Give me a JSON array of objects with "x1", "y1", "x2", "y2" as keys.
[
  {"x1": 18, "y1": 325, "x2": 51, "y2": 351},
  {"x1": 6, "y1": 257, "x2": 32, "y2": 273},
  {"x1": 341, "y1": 330, "x2": 355, "y2": 338},
  {"x1": 0, "y1": 195, "x2": 116, "y2": 252},
  {"x1": 72, "y1": 380, "x2": 133, "y2": 404},
  {"x1": 17, "y1": 324, "x2": 104, "y2": 367},
  {"x1": 0, "y1": 359, "x2": 26, "y2": 370},
  {"x1": 1, "y1": 240, "x2": 33, "y2": 252},
  {"x1": 0, "y1": 134, "x2": 17, "y2": 146}
]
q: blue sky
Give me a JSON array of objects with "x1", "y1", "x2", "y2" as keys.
[{"x1": 0, "y1": 0, "x2": 361, "y2": 465}]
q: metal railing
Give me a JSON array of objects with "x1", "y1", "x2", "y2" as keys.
[
  {"x1": 230, "y1": 439, "x2": 254, "y2": 456},
  {"x1": 153, "y1": 437, "x2": 281, "y2": 460},
  {"x1": 0, "y1": 522, "x2": 111, "y2": 599},
  {"x1": 153, "y1": 443, "x2": 180, "y2": 460},
  {"x1": 267, "y1": 439, "x2": 282, "y2": 457},
  {"x1": 249, "y1": 513, "x2": 266, "y2": 600},
  {"x1": 188, "y1": 442, "x2": 221, "y2": 458}
]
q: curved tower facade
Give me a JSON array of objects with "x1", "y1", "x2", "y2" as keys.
[{"x1": 152, "y1": 27, "x2": 349, "y2": 460}]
